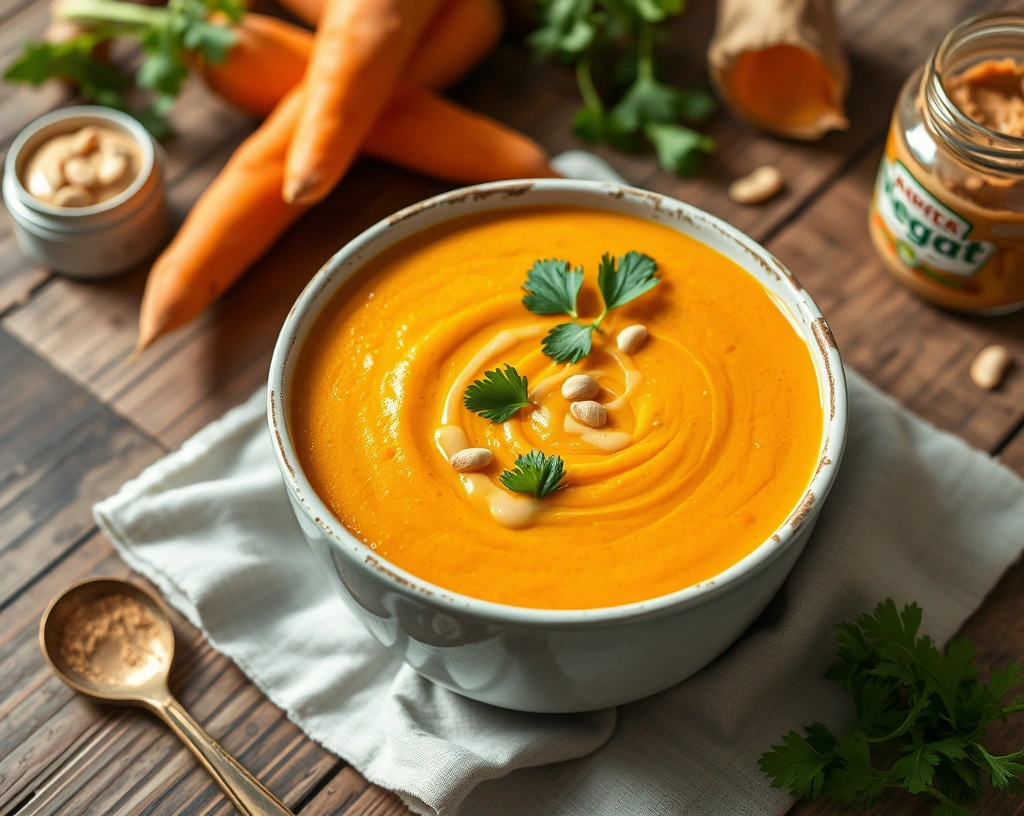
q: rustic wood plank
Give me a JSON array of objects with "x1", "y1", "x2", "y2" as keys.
[{"x1": 0, "y1": 329, "x2": 163, "y2": 607}]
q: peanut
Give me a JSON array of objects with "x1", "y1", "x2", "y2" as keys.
[
  {"x1": 52, "y1": 185, "x2": 93, "y2": 207},
  {"x1": 97, "y1": 150, "x2": 128, "y2": 186},
  {"x1": 69, "y1": 126, "x2": 99, "y2": 156},
  {"x1": 570, "y1": 400, "x2": 607, "y2": 428},
  {"x1": 728, "y1": 165, "x2": 785, "y2": 205},
  {"x1": 63, "y1": 156, "x2": 97, "y2": 188},
  {"x1": 561, "y1": 374, "x2": 600, "y2": 401},
  {"x1": 616, "y1": 324, "x2": 648, "y2": 354},
  {"x1": 970, "y1": 344, "x2": 1012, "y2": 390},
  {"x1": 26, "y1": 163, "x2": 63, "y2": 200},
  {"x1": 450, "y1": 447, "x2": 493, "y2": 472}
]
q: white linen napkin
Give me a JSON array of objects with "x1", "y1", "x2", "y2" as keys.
[{"x1": 95, "y1": 154, "x2": 1024, "y2": 816}]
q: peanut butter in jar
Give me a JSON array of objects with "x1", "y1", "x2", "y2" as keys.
[{"x1": 869, "y1": 14, "x2": 1024, "y2": 314}]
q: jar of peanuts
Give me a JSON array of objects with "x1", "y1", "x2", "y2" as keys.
[
  {"x1": 869, "y1": 13, "x2": 1024, "y2": 314},
  {"x1": 3, "y1": 106, "x2": 167, "y2": 278}
]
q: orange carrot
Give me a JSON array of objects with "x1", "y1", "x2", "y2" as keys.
[
  {"x1": 138, "y1": 87, "x2": 553, "y2": 349},
  {"x1": 367, "y1": 87, "x2": 556, "y2": 182},
  {"x1": 270, "y1": 0, "x2": 320, "y2": 27},
  {"x1": 195, "y1": 14, "x2": 310, "y2": 118},
  {"x1": 270, "y1": 0, "x2": 504, "y2": 92},
  {"x1": 139, "y1": 0, "x2": 530, "y2": 350},
  {"x1": 138, "y1": 88, "x2": 305, "y2": 350},
  {"x1": 200, "y1": 0, "x2": 503, "y2": 117},
  {"x1": 282, "y1": 0, "x2": 447, "y2": 206}
]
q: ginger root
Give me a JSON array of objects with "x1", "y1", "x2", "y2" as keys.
[{"x1": 708, "y1": 0, "x2": 849, "y2": 140}]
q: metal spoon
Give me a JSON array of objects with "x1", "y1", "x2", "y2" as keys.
[{"x1": 40, "y1": 577, "x2": 294, "y2": 816}]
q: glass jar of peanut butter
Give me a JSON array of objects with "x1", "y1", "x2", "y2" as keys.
[{"x1": 870, "y1": 14, "x2": 1024, "y2": 314}]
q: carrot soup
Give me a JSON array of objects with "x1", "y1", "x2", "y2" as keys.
[{"x1": 290, "y1": 207, "x2": 822, "y2": 610}]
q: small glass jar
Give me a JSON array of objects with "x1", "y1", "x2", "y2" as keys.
[
  {"x1": 3, "y1": 106, "x2": 167, "y2": 279},
  {"x1": 869, "y1": 14, "x2": 1024, "y2": 314}
]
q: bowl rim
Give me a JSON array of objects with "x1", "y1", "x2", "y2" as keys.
[{"x1": 268, "y1": 178, "x2": 848, "y2": 626}]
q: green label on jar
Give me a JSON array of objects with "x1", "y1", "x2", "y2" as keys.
[{"x1": 875, "y1": 158, "x2": 996, "y2": 277}]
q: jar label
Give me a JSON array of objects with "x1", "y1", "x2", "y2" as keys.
[{"x1": 874, "y1": 157, "x2": 996, "y2": 278}]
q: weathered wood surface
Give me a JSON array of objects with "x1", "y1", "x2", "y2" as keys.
[{"x1": 1, "y1": 0, "x2": 1023, "y2": 813}]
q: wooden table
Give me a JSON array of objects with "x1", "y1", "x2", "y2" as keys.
[{"x1": 2, "y1": 0, "x2": 1024, "y2": 813}]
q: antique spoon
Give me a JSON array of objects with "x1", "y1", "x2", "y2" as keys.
[{"x1": 40, "y1": 577, "x2": 294, "y2": 816}]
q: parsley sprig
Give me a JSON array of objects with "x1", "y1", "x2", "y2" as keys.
[
  {"x1": 4, "y1": 0, "x2": 244, "y2": 135},
  {"x1": 760, "y1": 599, "x2": 1024, "y2": 815},
  {"x1": 499, "y1": 450, "x2": 566, "y2": 498},
  {"x1": 463, "y1": 365, "x2": 531, "y2": 423},
  {"x1": 528, "y1": 0, "x2": 716, "y2": 175},
  {"x1": 524, "y1": 251, "x2": 660, "y2": 364}
]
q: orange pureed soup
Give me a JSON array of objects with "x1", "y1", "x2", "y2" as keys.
[{"x1": 291, "y1": 207, "x2": 822, "y2": 610}]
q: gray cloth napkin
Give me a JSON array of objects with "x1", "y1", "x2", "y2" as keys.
[{"x1": 94, "y1": 154, "x2": 1024, "y2": 816}]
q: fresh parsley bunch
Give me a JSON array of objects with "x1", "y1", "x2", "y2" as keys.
[
  {"x1": 528, "y1": 0, "x2": 716, "y2": 175},
  {"x1": 524, "y1": 250, "x2": 660, "y2": 363},
  {"x1": 760, "y1": 599, "x2": 1024, "y2": 815},
  {"x1": 4, "y1": 0, "x2": 244, "y2": 135}
]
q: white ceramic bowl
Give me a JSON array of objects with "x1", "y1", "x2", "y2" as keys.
[{"x1": 268, "y1": 180, "x2": 848, "y2": 713}]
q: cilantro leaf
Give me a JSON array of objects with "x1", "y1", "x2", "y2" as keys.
[
  {"x1": 528, "y1": 0, "x2": 715, "y2": 177},
  {"x1": 5, "y1": 34, "x2": 129, "y2": 96},
  {"x1": 463, "y1": 365, "x2": 530, "y2": 423},
  {"x1": 11, "y1": 0, "x2": 243, "y2": 135},
  {"x1": 608, "y1": 74, "x2": 680, "y2": 133},
  {"x1": 676, "y1": 87, "x2": 718, "y2": 122},
  {"x1": 758, "y1": 730, "x2": 833, "y2": 798},
  {"x1": 761, "y1": 599, "x2": 1024, "y2": 814},
  {"x1": 522, "y1": 259, "x2": 583, "y2": 317},
  {"x1": 541, "y1": 322, "x2": 594, "y2": 364},
  {"x1": 971, "y1": 745, "x2": 1024, "y2": 792},
  {"x1": 597, "y1": 251, "x2": 660, "y2": 311},
  {"x1": 644, "y1": 121, "x2": 716, "y2": 176},
  {"x1": 891, "y1": 746, "x2": 939, "y2": 794},
  {"x1": 499, "y1": 450, "x2": 566, "y2": 498}
]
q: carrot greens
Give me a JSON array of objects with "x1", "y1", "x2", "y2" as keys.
[{"x1": 4, "y1": 0, "x2": 244, "y2": 135}]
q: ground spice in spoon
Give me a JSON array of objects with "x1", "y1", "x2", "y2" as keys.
[{"x1": 59, "y1": 594, "x2": 166, "y2": 686}]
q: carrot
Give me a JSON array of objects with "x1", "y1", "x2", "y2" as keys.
[
  {"x1": 270, "y1": 0, "x2": 504, "y2": 92},
  {"x1": 282, "y1": 0, "x2": 447, "y2": 206},
  {"x1": 195, "y1": 14, "x2": 310, "y2": 118},
  {"x1": 270, "y1": 0, "x2": 320, "y2": 27},
  {"x1": 138, "y1": 0, "x2": 536, "y2": 350},
  {"x1": 367, "y1": 87, "x2": 556, "y2": 182},
  {"x1": 199, "y1": 0, "x2": 503, "y2": 117},
  {"x1": 137, "y1": 88, "x2": 305, "y2": 350}
]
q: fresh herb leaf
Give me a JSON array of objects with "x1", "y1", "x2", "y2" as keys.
[
  {"x1": 597, "y1": 251, "x2": 659, "y2": 310},
  {"x1": 760, "y1": 599, "x2": 1024, "y2": 814},
  {"x1": 522, "y1": 259, "x2": 583, "y2": 317},
  {"x1": 5, "y1": 34, "x2": 129, "y2": 99},
  {"x1": 5, "y1": 0, "x2": 242, "y2": 134},
  {"x1": 529, "y1": 0, "x2": 715, "y2": 175},
  {"x1": 758, "y1": 729, "x2": 832, "y2": 798},
  {"x1": 541, "y1": 322, "x2": 594, "y2": 364},
  {"x1": 463, "y1": 365, "x2": 530, "y2": 423},
  {"x1": 608, "y1": 74, "x2": 681, "y2": 134},
  {"x1": 526, "y1": 250, "x2": 660, "y2": 364},
  {"x1": 499, "y1": 450, "x2": 566, "y2": 498},
  {"x1": 644, "y1": 121, "x2": 716, "y2": 176},
  {"x1": 676, "y1": 86, "x2": 718, "y2": 122}
]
